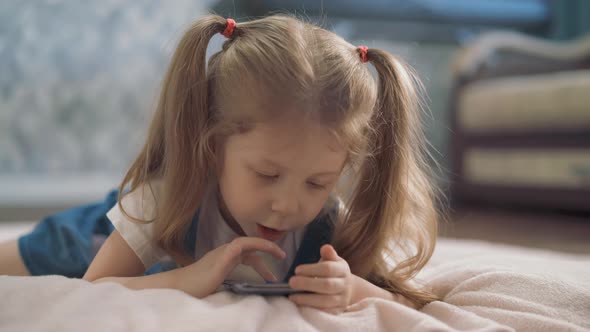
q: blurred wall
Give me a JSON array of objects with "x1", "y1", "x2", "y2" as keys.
[{"x1": 0, "y1": 1, "x2": 217, "y2": 209}]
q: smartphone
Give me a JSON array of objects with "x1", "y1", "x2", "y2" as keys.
[{"x1": 222, "y1": 280, "x2": 309, "y2": 296}]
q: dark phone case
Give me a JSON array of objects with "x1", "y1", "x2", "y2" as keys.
[{"x1": 223, "y1": 280, "x2": 309, "y2": 296}]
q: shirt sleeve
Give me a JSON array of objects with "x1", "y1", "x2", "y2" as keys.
[{"x1": 106, "y1": 181, "x2": 167, "y2": 269}]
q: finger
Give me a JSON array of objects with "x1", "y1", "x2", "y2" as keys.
[
  {"x1": 288, "y1": 293, "x2": 343, "y2": 309},
  {"x1": 294, "y1": 261, "x2": 348, "y2": 278},
  {"x1": 288, "y1": 276, "x2": 345, "y2": 294},
  {"x1": 227, "y1": 237, "x2": 286, "y2": 260},
  {"x1": 319, "y1": 244, "x2": 339, "y2": 262},
  {"x1": 243, "y1": 254, "x2": 277, "y2": 281}
]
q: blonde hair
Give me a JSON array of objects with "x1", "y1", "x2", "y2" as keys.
[{"x1": 118, "y1": 14, "x2": 440, "y2": 307}]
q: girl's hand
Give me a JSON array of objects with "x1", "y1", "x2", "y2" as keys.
[
  {"x1": 288, "y1": 244, "x2": 354, "y2": 314},
  {"x1": 180, "y1": 237, "x2": 286, "y2": 298}
]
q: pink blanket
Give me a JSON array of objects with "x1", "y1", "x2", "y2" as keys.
[{"x1": 1, "y1": 239, "x2": 588, "y2": 331}]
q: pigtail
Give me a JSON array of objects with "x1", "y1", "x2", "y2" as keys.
[
  {"x1": 118, "y1": 15, "x2": 232, "y2": 266},
  {"x1": 333, "y1": 48, "x2": 439, "y2": 308}
]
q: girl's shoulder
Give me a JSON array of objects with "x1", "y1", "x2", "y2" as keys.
[
  {"x1": 309, "y1": 195, "x2": 344, "y2": 240},
  {"x1": 107, "y1": 178, "x2": 168, "y2": 268},
  {"x1": 117, "y1": 178, "x2": 164, "y2": 222}
]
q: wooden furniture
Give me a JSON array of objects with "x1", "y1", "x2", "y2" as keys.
[{"x1": 450, "y1": 32, "x2": 590, "y2": 212}]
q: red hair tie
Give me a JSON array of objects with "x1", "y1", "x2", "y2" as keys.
[
  {"x1": 222, "y1": 18, "x2": 236, "y2": 38},
  {"x1": 357, "y1": 45, "x2": 368, "y2": 63}
]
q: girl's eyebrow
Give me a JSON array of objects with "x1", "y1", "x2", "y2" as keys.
[
  {"x1": 259, "y1": 158, "x2": 340, "y2": 177},
  {"x1": 311, "y1": 170, "x2": 341, "y2": 178}
]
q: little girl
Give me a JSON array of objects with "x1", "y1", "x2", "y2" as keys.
[{"x1": 0, "y1": 14, "x2": 440, "y2": 311}]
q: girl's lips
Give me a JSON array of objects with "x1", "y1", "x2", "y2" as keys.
[{"x1": 256, "y1": 223, "x2": 285, "y2": 241}]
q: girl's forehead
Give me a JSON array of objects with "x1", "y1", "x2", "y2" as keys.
[
  {"x1": 226, "y1": 118, "x2": 348, "y2": 171},
  {"x1": 243, "y1": 119, "x2": 344, "y2": 152}
]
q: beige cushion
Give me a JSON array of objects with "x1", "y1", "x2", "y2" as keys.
[
  {"x1": 464, "y1": 148, "x2": 590, "y2": 188},
  {"x1": 458, "y1": 70, "x2": 590, "y2": 132}
]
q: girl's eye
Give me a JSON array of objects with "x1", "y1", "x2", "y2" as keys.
[
  {"x1": 307, "y1": 182, "x2": 326, "y2": 190},
  {"x1": 256, "y1": 171, "x2": 279, "y2": 180}
]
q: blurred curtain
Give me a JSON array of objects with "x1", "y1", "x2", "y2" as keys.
[{"x1": 550, "y1": 0, "x2": 590, "y2": 40}]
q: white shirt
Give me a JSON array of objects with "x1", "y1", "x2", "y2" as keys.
[{"x1": 106, "y1": 180, "x2": 304, "y2": 283}]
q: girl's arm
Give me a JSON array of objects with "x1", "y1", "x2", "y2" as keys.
[
  {"x1": 83, "y1": 231, "x2": 286, "y2": 298},
  {"x1": 83, "y1": 230, "x2": 146, "y2": 281},
  {"x1": 83, "y1": 230, "x2": 209, "y2": 297},
  {"x1": 288, "y1": 245, "x2": 418, "y2": 312},
  {"x1": 92, "y1": 266, "x2": 213, "y2": 298}
]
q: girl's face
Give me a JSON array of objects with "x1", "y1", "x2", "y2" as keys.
[{"x1": 217, "y1": 117, "x2": 348, "y2": 242}]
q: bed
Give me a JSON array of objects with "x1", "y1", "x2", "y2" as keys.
[{"x1": 1, "y1": 235, "x2": 588, "y2": 331}]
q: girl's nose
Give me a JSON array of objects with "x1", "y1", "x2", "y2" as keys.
[{"x1": 270, "y1": 185, "x2": 299, "y2": 216}]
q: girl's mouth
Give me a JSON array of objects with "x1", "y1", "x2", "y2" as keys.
[{"x1": 256, "y1": 223, "x2": 285, "y2": 241}]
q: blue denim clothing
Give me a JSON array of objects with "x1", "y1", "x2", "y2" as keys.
[
  {"x1": 18, "y1": 190, "x2": 335, "y2": 280},
  {"x1": 18, "y1": 190, "x2": 118, "y2": 278}
]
